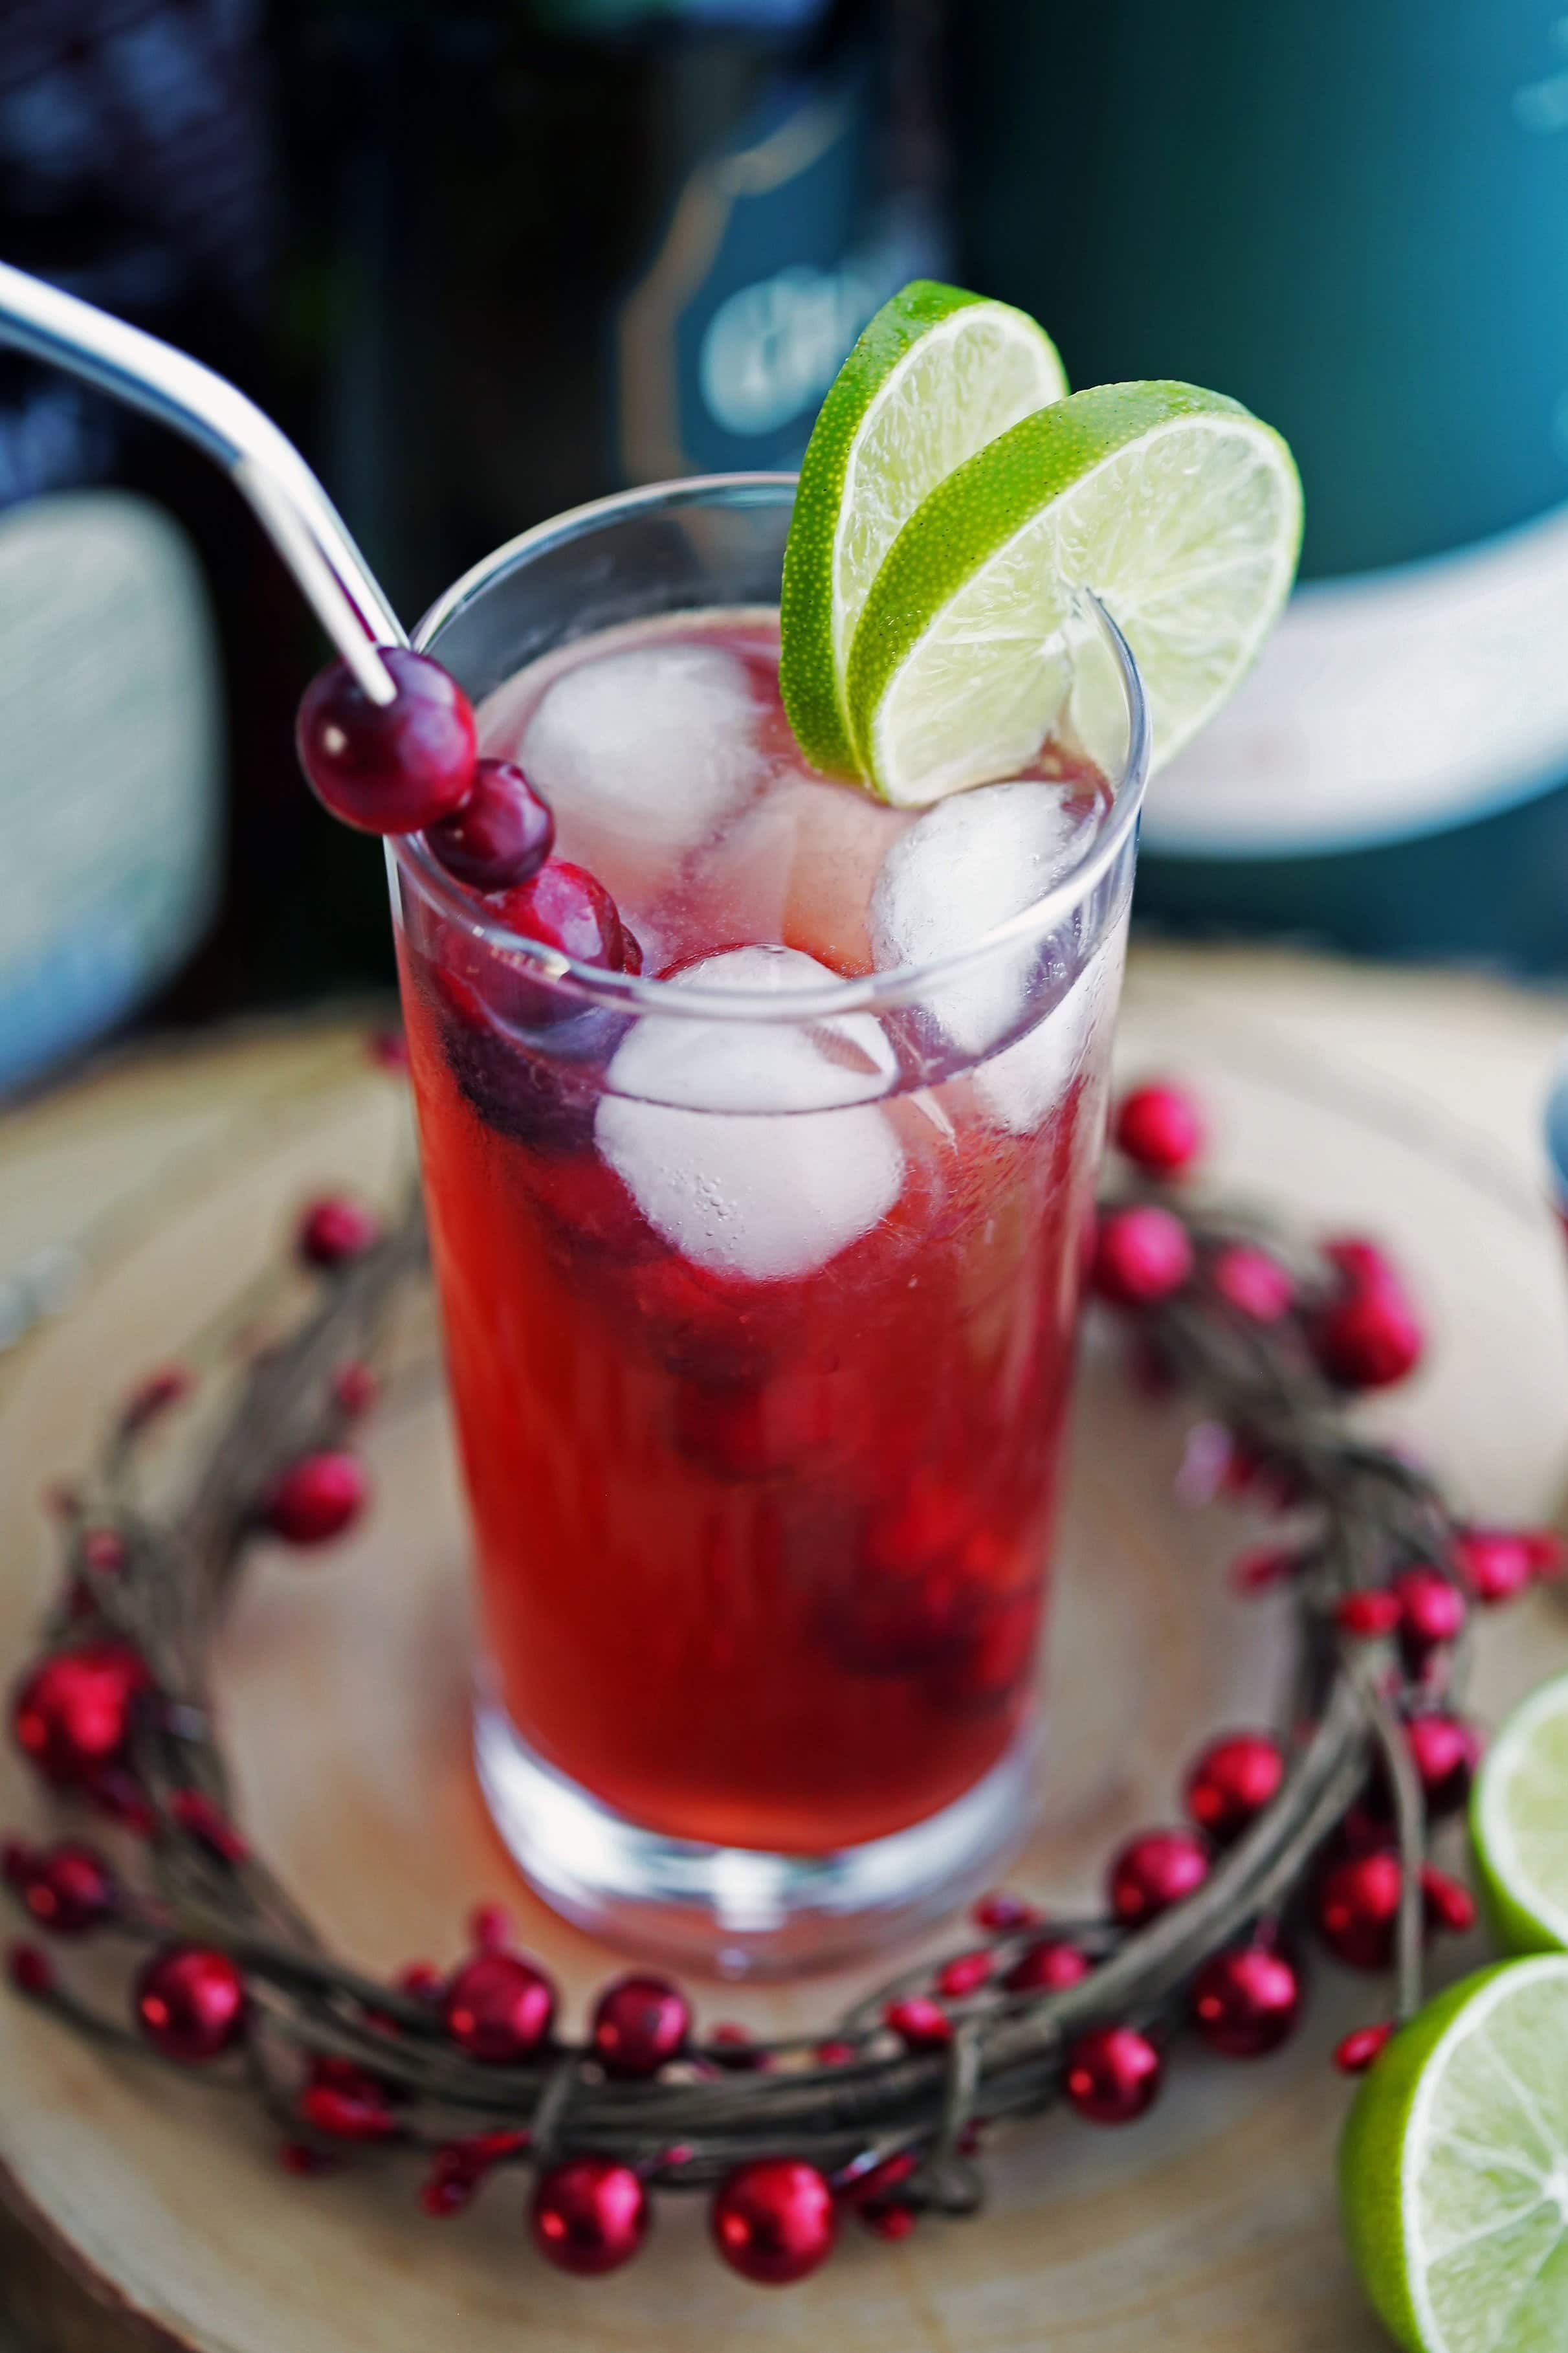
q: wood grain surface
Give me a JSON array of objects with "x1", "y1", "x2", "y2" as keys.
[{"x1": 1, "y1": 946, "x2": 1566, "y2": 2352}]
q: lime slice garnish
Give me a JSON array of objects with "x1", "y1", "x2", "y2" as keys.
[
  {"x1": 1340, "y1": 1956, "x2": 1568, "y2": 2353},
  {"x1": 780, "y1": 279, "x2": 1067, "y2": 779},
  {"x1": 1474, "y1": 1669, "x2": 1568, "y2": 1954},
  {"x1": 845, "y1": 379, "x2": 1302, "y2": 806}
]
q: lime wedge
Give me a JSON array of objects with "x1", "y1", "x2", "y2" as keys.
[
  {"x1": 1340, "y1": 1957, "x2": 1568, "y2": 2353},
  {"x1": 780, "y1": 280, "x2": 1067, "y2": 778},
  {"x1": 846, "y1": 380, "x2": 1302, "y2": 806},
  {"x1": 1474, "y1": 1670, "x2": 1568, "y2": 1954}
]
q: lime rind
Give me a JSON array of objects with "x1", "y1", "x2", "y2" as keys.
[
  {"x1": 1340, "y1": 1957, "x2": 1568, "y2": 2353},
  {"x1": 1473, "y1": 1669, "x2": 1568, "y2": 1954},
  {"x1": 780, "y1": 280, "x2": 1067, "y2": 781},
  {"x1": 846, "y1": 381, "x2": 1303, "y2": 807}
]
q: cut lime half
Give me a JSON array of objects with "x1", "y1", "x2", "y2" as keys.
[
  {"x1": 1340, "y1": 1956, "x2": 1568, "y2": 2353},
  {"x1": 780, "y1": 279, "x2": 1067, "y2": 780},
  {"x1": 846, "y1": 380, "x2": 1302, "y2": 807},
  {"x1": 1474, "y1": 1669, "x2": 1568, "y2": 1954}
]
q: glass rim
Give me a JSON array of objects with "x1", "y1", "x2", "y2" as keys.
[{"x1": 394, "y1": 472, "x2": 1149, "y2": 1027}]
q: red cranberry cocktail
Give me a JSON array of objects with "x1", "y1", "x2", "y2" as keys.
[{"x1": 388, "y1": 480, "x2": 1146, "y2": 1972}]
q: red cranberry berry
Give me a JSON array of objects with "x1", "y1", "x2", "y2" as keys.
[
  {"x1": 1184, "y1": 1732, "x2": 1285, "y2": 1845},
  {"x1": 1393, "y1": 1567, "x2": 1467, "y2": 1659},
  {"x1": 1189, "y1": 1946, "x2": 1301, "y2": 2057},
  {"x1": 532, "y1": 2158, "x2": 650, "y2": 2276},
  {"x1": 296, "y1": 647, "x2": 476, "y2": 835},
  {"x1": 1315, "y1": 1849, "x2": 1404, "y2": 1971},
  {"x1": 1063, "y1": 2026, "x2": 1163, "y2": 2123},
  {"x1": 426, "y1": 758, "x2": 554, "y2": 892},
  {"x1": 494, "y1": 858, "x2": 629, "y2": 970},
  {"x1": 885, "y1": 1996, "x2": 952, "y2": 2051},
  {"x1": 1108, "y1": 1828, "x2": 1211, "y2": 1926},
  {"x1": 443, "y1": 1951, "x2": 555, "y2": 2062},
  {"x1": 711, "y1": 2158, "x2": 837, "y2": 2285},
  {"x1": 135, "y1": 1944, "x2": 248, "y2": 2061},
  {"x1": 1455, "y1": 1528, "x2": 1536, "y2": 1607},
  {"x1": 1211, "y1": 1243, "x2": 1296, "y2": 1322},
  {"x1": 590, "y1": 1973, "x2": 691, "y2": 2078},
  {"x1": 262, "y1": 1452, "x2": 366, "y2": 1546},
  {"x1": 1003, "y1": 1938, "x2": 1091, "y2": 1994},
  {"x1": 297, "y1": 1196, "x2": 381, "y2": 1270},
  {"x1": 1113, "y1": 1083, "x2": 1204, "y2": 1176},
  {"x1": 1091, "y1": 1205, "x2": 1195, "y2": 1306},
  {"x1": 12, "y1": 1842, "x2": 117, "y2": 1935},
  {"x1": 10, "y1": 1644, "x2": 150, "y2": 1786}
]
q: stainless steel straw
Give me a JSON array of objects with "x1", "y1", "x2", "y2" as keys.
[{"x1": 0, "y1": 260, "x2": 404, "y2": 704}]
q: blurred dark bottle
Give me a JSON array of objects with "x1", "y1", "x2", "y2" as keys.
[
  {"x1": 0, "y1": 0, "x2": 327, "y2": 1090},
  {"x1": 279, "y1": 0, "x2": 948, "y2": 622},
  {"x1": 950, "y1": 0, "x2": 1568, "y2": 970}
]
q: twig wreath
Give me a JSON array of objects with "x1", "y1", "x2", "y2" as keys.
[{"x1": 4, "y1": 1071, "x2": 1558, "y2": 2286}]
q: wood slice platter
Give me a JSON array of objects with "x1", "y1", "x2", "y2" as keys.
[{"x1": 1, "y1": 946, "x2": 1567, "y2": 2352}]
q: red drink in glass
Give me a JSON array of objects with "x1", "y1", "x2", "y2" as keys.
[{"x1": 390, "y1": 479, "x2": 1145, "y2": 1970}]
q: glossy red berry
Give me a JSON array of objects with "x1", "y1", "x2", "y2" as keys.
[
  {"x1": 1210, "y1": 1243, "x2": 1296, "y2": 1322},
  {"x1": 972, "y1": 1891, "x2": 1040, "y2": 1933},
  {"x1": 936, "y1": 1950, "x2": 993, "y2": 1999},
  {"x1": 1312, "y1": 1282, "x2": 1424, "y2": 1389},
  {"x1": 1108, "y1": 1828, "x2": 1211, "y2": 1926},
  {"x1": 1455, "y1": 1528, "x2": 1536, "y2": 1607},
  {"x1": 1315, "y1": 1849, "x2": 1403, "y2": 1971},
  {"x1": 1403, "y1": 1713, "x2": 1481, "y2": 1818},
  {"x1": 1063, "y1": 2026, "x2": 1163, "y2": 2123},
  {"x1": 885, "y1": 1996, "x2": 952, "y2": 2051},
  {"x1": 10, "y1": 1842, "x2": 117, "y2": 1935},
  {"x1": 443, "y1": 1950, "x2": 555, "y2": 2062},
  {"x1": 1091, "y1": 1206, "x2": 1195, "y2": 1306},
  {"x1": 298, "y1": 2060, "x2": 398, "y2": 2141},
  {"x1": 10, "y1": 1644, "x2": 149, "y2": 1785},
  {"x1": 296, "y1": 647, "x2": 476, "y2": 834},
  {"x1": 1334, "y1": 2021, "x2": 1394, "y2": 2074},
  {"x1": 711, "y1": 2158, "x2": 837, "y2": 2285},
  {"x1": 1189, "y1": 1946, "x2": 1301, "y2": 2057},
  {"x1": 590, "y1": 1973, "x2": 690, "y2": 2078},
  {"x1": 494, "y1": 858, "x2": 629, "y2": 970},
  {"x1": 1393, "y1": 1567, "x2": 1467, "y2": 1658},
  {"x1": 1322, "y1": 1237, "x2": 1400, "y2": 1294},
  {"x1": 532, "y1": 2157, "x2": 650, "y2": 2275},
  {"x1": 135, "y1": 1944, "x2": 247, "y2": 2061},
  {"x1": 297, "y1": 1196, "x2": 381, "y2": 1269},
  {"x1": 1336, "y1": 1590, "x2": 1403, "y2": 1639},
  {"x1": 1184, "y1": 1732, "x2": 1285, "y2": 1844},
  {"x1": 262, "y1": 1451, "x2": 366, "y2": 1546},
  {"x1": 1113, "y1": 1083, "x2": 1204, "y2": 1176},
  {"x1": 426, "y1": 758, "x2": 554, "y2": 892},
  {"x1": 707, "y1": 2023, "x2": 769, "y2": 2070},
  {"x1": 1003, "y1": 1938, "x2": 1091, "y2": 1994}
]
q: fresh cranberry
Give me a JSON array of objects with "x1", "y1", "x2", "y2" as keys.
[
  {"x1": 1211, "y1": 1244, "x2": 1296, "y2": 1322},
  {"x1": 432, "y1": 966, "x2": 621, "y2": 1154},
  {"x1": 261, "y1": 1452, "x2": 366, "y2": 1546},
  {"x1": 296, "y1": 647, "x2": 476, "y2": 834},
  {"x1": 1091, "y1": 1205, "x2": 1195, "y2": 1306},
  {"x1": 426, "y1": 757, "x2": 554, "y2": 891},
  {"x1": 1112, "y1": 1083, "x2": 1204, "y2": 1176},
  {"x1": 297, "y1": 1196, "x2": 381, "y2": 1270},
  {"x1": 492, "y1": 858, "x2": 630, "y2": 990}
]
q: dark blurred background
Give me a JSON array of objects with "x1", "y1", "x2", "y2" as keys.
[{"x1": 5, "y1": 0, "x2": 1568, "y2": 1097}]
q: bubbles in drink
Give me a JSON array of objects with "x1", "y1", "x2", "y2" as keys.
[
  {"x1": 595, "y1": 946, "x2": 903, "y2": 1281},
  {"x1": 512, "y1": 641, "x2": 770, "y2": 902}
]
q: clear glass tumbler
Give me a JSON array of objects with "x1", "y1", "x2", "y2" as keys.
[{"x1": 390, "y1": 476, "x2": 1147, "y2": 1974}]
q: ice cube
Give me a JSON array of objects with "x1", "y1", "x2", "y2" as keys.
[
  {"x1": 595, "y1": 946, "x2": 903, "y2": 1282},
  {"x1": 515, "y1": 642, "x2": 766, "y2": 897},
  {"x1": 975, "y1": 924, "x2": 1126, "y2": 1133},
  {"x1": 868, "y1": 781, "x2": 1096, "y2": 1054}
]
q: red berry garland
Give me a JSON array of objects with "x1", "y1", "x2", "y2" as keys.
[{"x1": 0, "y1": 1071, "x2": 1543, "y2": 2292}]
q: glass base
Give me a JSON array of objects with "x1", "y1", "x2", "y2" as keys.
[{"x1": 473, "y1": 1698, "x2": 1037, "y2": 1979}]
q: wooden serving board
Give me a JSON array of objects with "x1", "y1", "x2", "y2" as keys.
[{"x1": 1, "y1": 946, "x2": 1567, "y2": 2353}]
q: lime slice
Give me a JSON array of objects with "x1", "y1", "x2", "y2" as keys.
[
  {"x1": 1340, "y1": 1957, "x2": 1568, "y2": 2353},
  {"x1": 1474, "y1": 1670, "x2": 1568, "y2": 1954},
  {"x1": 780, "y1": 279, "x2": 1067, "y2": 779},
  {"x1": 846, "y1": 380, "x2": 1302, "y2": 807}
]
